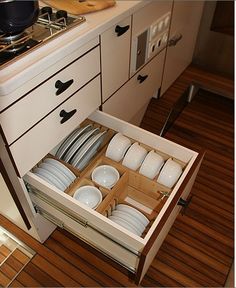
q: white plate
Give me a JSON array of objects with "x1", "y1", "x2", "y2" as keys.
[
  {"x1": 111, "y1": 210, "x2": 145, "y2": 234},
  {"x1": 108, "y1": 215, "x2": 141, "y2": 236},
  {"x1": 55, "y1": 124, "x2": 93, "y2": 159},
  {"x1": 71, "y1": 131, "x2": 107, "y2": 169},
  {"x1": 39, "y1": 162, "x2": 71, "y2": 188},
  {"x1": 43, "y1": 158, "x2": 76, "y2": 182},
  {"x1": 116, "y1": 204, "x2": 149, "y2": 227},
  {"x1": 33, "y1": 167, "x2": 66, "y2": 191},
  {"x1": 63, "y1": 128, "x2": 100, "y2": 163}
]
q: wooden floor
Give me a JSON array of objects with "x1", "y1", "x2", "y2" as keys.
[{"x1": 1, "y1": 65, "x2": 234, "y2": 287}]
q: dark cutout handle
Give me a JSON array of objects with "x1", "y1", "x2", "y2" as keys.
[
  {"x1": 55, "y1": 79, "x2": 74, "y2": 96},
  {"x1": 115, "y1": 25, "x2": 130, "y2": 37},
  {"x1": 137, "y1": 74, "x2": 148, "y2": 83},
  {"x1": 59, "y1": 109, "x2": 77, "y2": 124}
]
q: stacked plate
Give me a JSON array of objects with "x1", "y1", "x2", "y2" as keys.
[
  {"x1": 55, "y1": 124, "x2": 107, "y2": 170},
  {"x1": 108, "y1": 204, "x2": 149, "y2": 236},
  {"x1": 33, "y1": 158, "x2": 76, "y2": 192}
]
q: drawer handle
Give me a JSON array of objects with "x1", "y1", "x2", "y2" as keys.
[
  {"x1": 55, "y1": 79, "x2": 74, "y2": 96},
  {"x1": 59, "y1": 109, "x2": 77, "y2": 124},
  {"x1": 137, "y1": 74, "x2": 148, "y2": 83},
  {"x1": 168, "y1": 33, "x2": 183, "y2": 47},
  {"x1": 178, "y1": 196, "x2": 192, "y2": 215},
  {"x1": 115, "y1": 25, "x2": 130, "y2": 37}
]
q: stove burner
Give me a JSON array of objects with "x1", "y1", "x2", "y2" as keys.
[
  {"x1": 0, "y1": 7, "x2": 86, "y2": 67},
  {"x1": 0, "y1": 32, "x2": 32, "y2": 53}
]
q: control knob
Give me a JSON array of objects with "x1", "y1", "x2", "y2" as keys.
[
  {"x1": 41, "y1": 6, "x2": 53, "y2": 18},
  {"x1": 56, "y1": 10, "x2": 68, "y2": 20}
]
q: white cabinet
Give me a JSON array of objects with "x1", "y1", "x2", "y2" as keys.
[
  {"x1": 100, "y1": 16, "x2": 131, "y2": 102},
  {"x1": 103, "y1": 50, "x2": 165, "y2": 126},
  {"x1": 161, "y1": 1, "x2": 204, "y2": 95}
]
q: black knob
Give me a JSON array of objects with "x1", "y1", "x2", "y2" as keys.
[
  {"x1": 56, "y1": 10, "x2": 68, "y2": 20},
  {"x1": 41, "y1": 6, "x2": 53, "y2": 17}
]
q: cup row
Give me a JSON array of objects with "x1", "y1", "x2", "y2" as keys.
[{"x1": 105, "y1": 132, "x2": 183, "y2": 188}]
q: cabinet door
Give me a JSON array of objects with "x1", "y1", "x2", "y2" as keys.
[
  {"x1": 161, "y1": 1, "x2": 204, "y2": 95},
  {"x1": 102, "y1": 50, "x2": 165, "y2": 126},
  {"x1": 101, "y1": 16, "x2": 131, "y2": 102}
]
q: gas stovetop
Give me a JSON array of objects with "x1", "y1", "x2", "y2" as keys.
[{"x1": 0, "y1": 6, "x2": 86, "y2": 67}]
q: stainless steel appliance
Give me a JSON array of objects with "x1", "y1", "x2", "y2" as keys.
[{"x1": 0, "y1": 6, "x2": 85, "y2": 67}]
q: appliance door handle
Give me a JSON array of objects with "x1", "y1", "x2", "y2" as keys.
[
  {"x1": 137, "y1": 74, "x2": 148, "y2": 84},
  {"x1": 55, "y1": 79, "x2": 74, "y2": 96},
  {"x1": 59, "y1": 109, "x2": 77, "y2": 124},
  {"x1": 115, "y1": 25, "x2": 130, "y2": 37},
  {"x1": 168, "y1": 33, "x2": 183, "y2": 47}
]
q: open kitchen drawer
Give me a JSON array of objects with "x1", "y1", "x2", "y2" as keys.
[{"x1": 23, "y1": 110, "x2": 203, "y2": 284}]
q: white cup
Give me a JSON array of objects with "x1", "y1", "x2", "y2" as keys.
[
  {"x1": 122, "y1": 142, "x2": 147, "y2": 170},
  {"x1": 139, "y1": 150, "x2": 164, "y2": 179},
  {"x1": 157, "y1": 158, "x2": 182, "y2": 188},
  {"x1": 105, "y1": 133, "x2": 131, "y2": 162}
]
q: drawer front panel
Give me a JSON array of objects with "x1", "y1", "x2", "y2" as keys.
[
  {"x1": 103, "y1": 50, "x2": 165, "y2": 123},
  {"x1": 10, "y1": 76, "x2": 101, "y2": 177},
  {"x1": 1, "y1": 47, "x2": 100, "y2": 145},
  {"x1": 30, "y1": 192, "x2": 139, "y2": 272}
]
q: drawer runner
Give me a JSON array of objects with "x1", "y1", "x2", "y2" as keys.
[
  {"x1": 34, "y1": 205, "x2": 137, "y2": 273},
  {"x1": 29, "y1": 188, "x2": 140, "y2": 256}
]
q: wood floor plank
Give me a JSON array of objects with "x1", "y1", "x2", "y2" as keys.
[
  {"x1": 51, "y1": 229, "x2": 136, "y2": 287},
  {"x1": 45, "y1": 237, "x2": 120, "y2": 287},
  {"x1": 9, "y1": 279, "x2": 24, "y2": 287},
  {"x1": 15, "y1": 270, "x2": 42, "y2": 287},
  {"x1": 23, "y1": 262, "x2": 61, "y2": 287},
  {"x1": 0, "y1": 262, "x2": 18, "y2": 281},
  {"x1": 165, "y1": 234, "x2": 229, "y2": 275},
  {"x1": 0, "y1": 245, "x2": 11, "y2": 257},
  {"x1": 169, "y1": 225, "x2": 232, "y2": 266},
  {"x1": 11, "y1": 249, "x2": 30, "y2": 265},
  {"x1": 174, "y1": 219, "x2": 234, "y2": 258},
  {"x1": 0, "y1": 270, "x2": 11, "y2": 287},
  {"x1": 160, "y1": 242, "x2": 226, "y2": 286},
  {"x1": 157, "y1": 249, "x2": 221, "y2": 287},
  {"x1": 31, "y1": 255, "x2": 80, "y2": 287}
]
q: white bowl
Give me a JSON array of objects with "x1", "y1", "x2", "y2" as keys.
[
  {"x1": 139, "y1": 150, "x2": 164, "y2": 179},
  {"x1": 157, "y1": 158, "x2": 182, "y2": 188},
  {"x1": 105, "y1": 133, "x2": 131, "y2": 162},
  {"x1": 122, "y1": 142, "x2": 147, "y2": 170},
  {"x1": 73, "y1": 186, "x2": 102, "y2": 209},
  {"x1": 91, "y1": 165, "x2": 120, "y2": 189}
]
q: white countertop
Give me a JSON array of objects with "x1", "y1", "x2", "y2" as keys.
[{"x1": 0, "y1": 1, "x2": 147, "y2": 100}]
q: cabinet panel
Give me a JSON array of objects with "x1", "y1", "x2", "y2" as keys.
[
  {"x1": 10, "y1": 76, "x2": 101, "y2": 177},
  {"x1": 101, "y1": 16, "x2": 131, "y2": 102},
  {"x1": 161, "y1": 1, "x2": 204, "y2": 95},
  {"x1": 103, "y1": 50, "x2": 165, "y2": 125},
  {"x1": 1, "y1": 47, "x2": 100, "y2": 145}
]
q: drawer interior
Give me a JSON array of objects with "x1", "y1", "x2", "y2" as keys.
[{"x1": 27, "y1": 118, "x2": 189, "y2": 240}]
